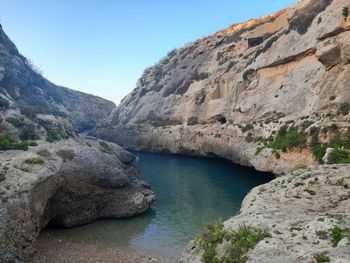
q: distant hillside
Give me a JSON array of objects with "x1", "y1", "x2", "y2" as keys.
[{"x1": 0, "y1": 24, "x2": 115, "y2": 132}]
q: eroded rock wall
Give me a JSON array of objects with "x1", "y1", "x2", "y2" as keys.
[
  {"x1": 0, "y1": 138, "x2": 154, "y2": 262},
  {"x1": 93, "y1": 0, "x2": 350, "y2": 174}
]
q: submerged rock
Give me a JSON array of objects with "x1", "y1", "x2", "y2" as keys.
[{"x1": 0, "y1": 138, "x2": 155, "y2": 262}]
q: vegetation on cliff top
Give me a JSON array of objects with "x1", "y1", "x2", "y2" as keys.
[
  {"x1": 0, "y1": 133, "x2": 36, "y2": 151},
  {"x1": 245, "y1": 119, "x2": 350, "y2": 165},
  {"x1": 195, "y1": 220, "x2": 270, "y2": 263}
]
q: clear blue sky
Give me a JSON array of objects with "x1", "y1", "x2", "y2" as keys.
[{"x1": 0, "y1": 0, "x2": 297, "y2": 104}]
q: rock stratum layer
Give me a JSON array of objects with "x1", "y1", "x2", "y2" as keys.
[
  {"x1": 93, "y1": 0, "x2": 350, "y2": 175},
  {"x1": 0, "y1": 138, "x2": 154, "y2": 262}
]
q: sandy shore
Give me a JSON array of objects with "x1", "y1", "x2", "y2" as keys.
[{"x1": 33, "y1": 230, "x2": 161, "y2": 263}]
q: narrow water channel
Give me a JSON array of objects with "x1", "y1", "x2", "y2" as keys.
[{"x1": 36, "y1": 152, "x2": 274, "y2": 261}]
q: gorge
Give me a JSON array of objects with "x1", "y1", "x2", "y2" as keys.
[
  {"x1": 1, "y1": 0, "x2": 350, "y2": 262},
  {"x1": 34, "y1": 152, "x2": 274, "y2": 262}
]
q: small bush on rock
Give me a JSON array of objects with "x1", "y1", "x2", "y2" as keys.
[
  {"x1": 195, "y1": 221, "x2": 270, "y2": 263},
  {"x1": 20, "y1": 124, "x2": 39, "y2": 141},
  {"x1": 21, "y1": 107, "x2": 37, "y2": 119},
  {"x1": 0, "y1": 96, "x2": 9, "y2": 110},
  {"x1": 195, "y1": 220, "x2": 228, "y2": 263},
  {"x1": 327, "y1": 148, "x2": 350, "y2": 164},
  {"x1": 36, "y1": 149, "x2": 51, "y2": 157},
  {"x1": 314, "y1": 253, "x2": 330, "y2": 262},
  {"x1": 343, "y1": 7, "x2": 349, "y2": 19},
  {"x1": 268, "y1": 126, "x2": 306, "y2": 151},
  {"x1": 46, "y1": 129, "x2": 65, "y2": 143},
  {"x1": 0, "y1": 133, "x2": 29, "y2": 151},
  {"x1": 223, "y1": 225, "x2": 271, "y2": 263},
  {"x1": 330, "y1": 226, "x2": 350, "y2": 247},
  {"x1": 56, "y1": 149, "x2": 75, "y2": 162},
  {"x1": 338, "y1": 102, "x2": 350, "y2": 115},
  {"x1": 23, "y1": 156, "x2": 44, "y2": 165},
  {"x1": 6, "y1": 117, "x2": 25, "y2": 128},
  {"x1": 99, "y1": 141, "x2": 113, "y2": 154}
]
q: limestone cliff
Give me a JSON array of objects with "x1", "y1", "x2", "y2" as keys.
[
  {"x1": 93, "y1": 0, "x2": 350, "y2": 175},
  {"x1": 0, "y1": 24, "x2": 115, "y2": 132},
  {"x1": 0, "y1": 138, "x2": 154, "y2": 262},
  {"x1": 181, "y1": 165, "x2": 350, "y2": 263},
  {"x1": 0, "y1": 23, "x2": 154, "y2": 263}
]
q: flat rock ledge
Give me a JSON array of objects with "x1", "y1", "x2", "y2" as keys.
[
  {"x1": 181, "y1": 164, "x2": 350, "y2": 263},
  {"x1": 0, "y1": 138, "x2": 155, "y2": 262}
]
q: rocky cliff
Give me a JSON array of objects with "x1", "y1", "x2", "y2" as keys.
[
  {"x1": 0, "y1": 138, "x2": 154, "y2": 262},
  {"x1": 0, "y1": 23, "x2": 115, "y2": 132},
  {"x1": 93, "y1": 0, "x2": 350, "y2": 175},
  {"x1": 0, "y1": 23, "x2": 154, "y2": 262},
  {"x1": 181, "y1": 165, "x2": 350, "y2": 263}
]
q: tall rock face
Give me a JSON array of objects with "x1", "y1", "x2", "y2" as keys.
[
  {"x1": 0, "y1": 24, "x2": 115, "y2": 131},
  {"x1": 0, "y1": 138, "x2": 155, "y2": 262},
  {"x1": 93, "y1": 0, "x2": 350, "y2": 174},
  {"x1": 0, "y1": 24, "x2": 154, "y2": 262}
]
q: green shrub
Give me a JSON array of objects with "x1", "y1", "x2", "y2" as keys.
[
  {"x1": 241, "y1": 124, "x2": 254, "y2": 133},
  {"x1": 245, "y1": 135, "x2": 254, "y2": 143},
  {"x1": 338, "y1": 102, "x2": 350, "y2": 115},
  {"x1": 20, "y1": 124, "x2": 39, "y2": 141},
  {"x1": 27, "y1": 141, "x2": 38, "y2": 146},
  {"x1": 19, "y1": 163, "x2": 31, "y2": 172},
  {"x1": 21, "y1": 107, "x2": 37, "y2": 119},
  {"x1": 0, "y1": 133, "x2": 29, "y2": 151},
  {"x1": 222, "y1": 225, "x2": 271, "y2": 263},
  {"x1": 304, "y1": 189, "x2": 316, "y2": 195},
  {"x1": 268, "y1": 126, "x2": 306, "y2": 151},
  {"x1": 258, "y1": 186, "x2": 266, "y2": 195},
  {"x1": 56, "y1": 149, "x2": 75, "y2": 162},
  {"x1": 187, "y1": 117, "x2": 199, "y2": 126},
  {"x1": 0, "y1": 96, "x2": 9, "y2": 110},
  {"x1": 294, "y1": 182, "x2": 305, "y2": 187},
  {"x1": 0, "y1": 168, "x2": 6, "y2": 182},
  {"x1": 23, "y1": 156, "x2": 44, "y2": 165},
  {"x1": 36, "y1": 149, "x2": 51, "y2": 157},
  {"x1": 314, "y1": 253, "x2": 330, "y2": 262},
  {"x1": 255, "y1": 146, "x2": 264, "y2": 155},
  {"x1": 195, "y1": 220, "x2": 228, "y2": 263},
  {"x1": 46, "y1": 129, "x2": 65, "y2": 143},
  {"x1": 99, "y1": 141, "x2": 113, "y2": 154},
  {"x1": 300, "y1": 120, "x2": 313, "y2": 131},
  {"x1": 6, "y1": 117, "x2": 25, "y2": 128},
  {"x1": 343, "y1": 7, "x2": 349, "y2": 18},
  {"x1": 202, "y1": 243, "x2": 217, "y2": 263},
  {"x1": 327, "y1": 148, "x2": 350, "y2": 164},
  {"x1": 329, "y1": 95, "x2": 336, "y2": 101},
  {"x1": 313, "y1": 144, "x2": 327, "y2": 164},
  {"x1": 330, "y1": 226, "x2": 350, "y2": 247},
  {"x1": 196, "y1": 222, "x2": 270, "y2": 263}
]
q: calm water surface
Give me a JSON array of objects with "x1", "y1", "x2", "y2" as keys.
[{"x1": 45, "y1": 152, "x2": 274, "y2": 260}]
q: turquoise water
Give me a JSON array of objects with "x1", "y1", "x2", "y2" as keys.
[{"x1": 44, "y1": 152, "x2": 274, "y2": 260}]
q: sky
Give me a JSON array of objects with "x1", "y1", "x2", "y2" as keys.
[{"x1": 0, "y1": 0, "x2": 297, "y2": 105}]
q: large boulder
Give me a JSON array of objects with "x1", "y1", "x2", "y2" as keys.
[{"x1": 0, "y1": 138, "x2": 154, "y2": 262}]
